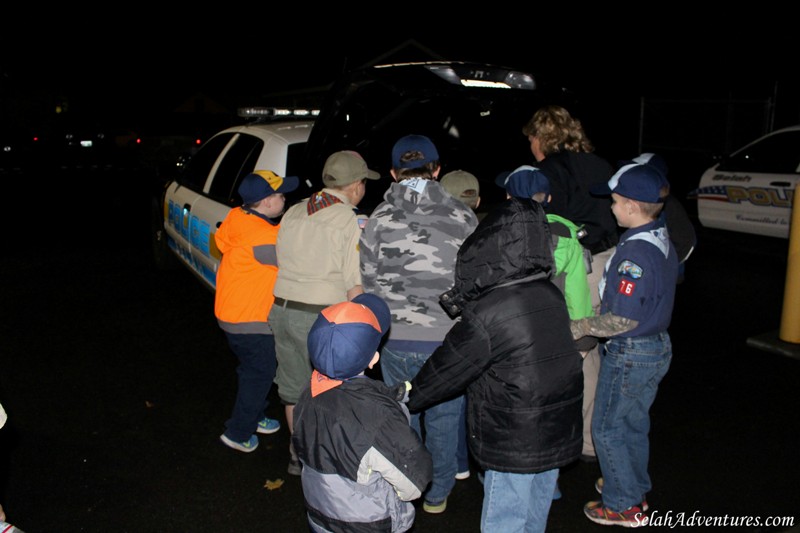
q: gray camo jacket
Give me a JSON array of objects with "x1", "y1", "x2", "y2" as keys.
[{"x1": 360, "y1": 179, "x2": 479, "y2": 344}]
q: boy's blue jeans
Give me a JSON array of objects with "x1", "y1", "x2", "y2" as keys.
[
  {"x1": 480, "y1": 468, "x2": 558, "y2": 533},
  {"x1": 592, "y1": 333, "x2": 672, "y2": 512},
  {"x1": 380, "y1": 346, "x2": 462, "y2": 505}
]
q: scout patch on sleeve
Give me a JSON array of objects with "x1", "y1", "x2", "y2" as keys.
[
  {"x1": 617, "y1": 260, "x2": 643, "y2": 279},
  {"x1": 618, "y1": 279, "x2": 636, "y2": 296}
]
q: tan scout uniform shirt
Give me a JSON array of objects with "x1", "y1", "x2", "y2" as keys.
[{"x1": 274, "y1": 188, "x2": 363, "y2": 305}]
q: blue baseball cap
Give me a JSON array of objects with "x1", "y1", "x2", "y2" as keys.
[
  {"x1": 619, "y1": 153, "x2": 670, "y2": 188},
  {"x1": 495, "y1": 165, "x2": 551, "y2": 205},
  {"x1": 591, "y1": 163, "x2": 665, "y2": 203},
  {"x1": 307, "y1": 293, "x2": 391, "y2": 380},
  {"x1": 391, "y1": 134, "x2": 440, "y2": 169},
  {"x1": 238, "y1": 170, "x2": 299, "y2": 204}
]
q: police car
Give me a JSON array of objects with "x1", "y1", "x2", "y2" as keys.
[
  {"x1": 153, "y1": 61, "x2": 575, "y2": 289},
  {"x1": 152, "y1": 107, "x2": 315, "y2": 290},
  {"x1": 692, "y1": 125, "x2": 800, "y2": 239}
]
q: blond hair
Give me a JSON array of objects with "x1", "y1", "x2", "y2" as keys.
[{"x1": 522, "y1": 105, "x2": 594, "y2": 156}]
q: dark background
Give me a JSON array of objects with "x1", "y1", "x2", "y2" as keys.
[
  {"x1": 4, "y1": 23, "x2": 798, "y2": 137},
  {"x1": 4, "y1": 24, "x2": 798, "y2": 209}
]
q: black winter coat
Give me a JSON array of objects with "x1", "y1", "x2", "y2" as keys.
[
  {"x1": 407, "y1": 198, "x2": 583, "y2": 473},
  {"x1": 537, "y1": 150, "x2": 619, "y2": 254}
]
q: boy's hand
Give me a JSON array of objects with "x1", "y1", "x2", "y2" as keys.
[{"x1": 393, "y1": 381, "x2": 412, "y2": 403}]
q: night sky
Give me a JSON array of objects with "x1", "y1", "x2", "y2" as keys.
[{"x1": 2, "y1": 20, "x2": 796, "y2": 136}]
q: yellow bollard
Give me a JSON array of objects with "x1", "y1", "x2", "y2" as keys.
[{"x1": 779, "y1": 183, "x2": 800, "y2": 343}]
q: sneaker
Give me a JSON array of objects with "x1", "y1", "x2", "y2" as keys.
[
  {"x1": 455, "y1": 470, "x2": 470, "y2": 480},
  {"x1": 595, "y1": 478, "x2": 648, "y2": 511},
  {"x1": 584, "y1": 500, "x2": 648, "y2": 528},
  {"x1": 287, "y1": 457, "x2": 302, "y2": 476},
  {"x1": 256, "y1": 417, "x2": 280, "y2": 435},
  {"x1": 422, "y1": 498, "x2": 447, "y2": 514},
  {"x1": 220, "y1": 433, "x2": 258, "y2": 453}
]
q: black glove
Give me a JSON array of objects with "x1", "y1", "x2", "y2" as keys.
[
  {"x1": 393, "y1": 381, "x2": 411, "y2": 403},
  {"x1": 575, "y1": 335, "x2": 598, "y2": 352}
]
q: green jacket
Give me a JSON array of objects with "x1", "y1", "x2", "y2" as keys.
[{"x1": 548, "y1": 214, "x2": 594, "y2": 320}]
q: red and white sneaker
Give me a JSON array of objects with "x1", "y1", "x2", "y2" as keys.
[
  {"x1": 594, "y1": 478, "x2": 649, "y2": 511},
  {"x1": 584, "y1": 500, "x2": 649, "y2": 528}
]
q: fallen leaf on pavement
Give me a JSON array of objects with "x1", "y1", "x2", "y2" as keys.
[{"x1": 264, "y1": 479, "x2": 284, "y2": 490}]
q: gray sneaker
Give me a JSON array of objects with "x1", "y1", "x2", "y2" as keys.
[{"x1": 288, "y1": 457, "x2": 302, "y2": 476}]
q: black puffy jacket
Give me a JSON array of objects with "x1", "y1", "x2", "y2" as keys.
[{"x1": 407, "y1": 198, "x2": 583, "y2": 473}]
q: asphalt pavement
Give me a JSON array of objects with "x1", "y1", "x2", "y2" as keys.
[{"x1": 1, "y1": 167, "x2": 799, "y2": 532}]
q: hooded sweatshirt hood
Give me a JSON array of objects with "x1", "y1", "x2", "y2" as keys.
[{"x1": 449, "y1": 197, "x2": 555, "y2": 307}]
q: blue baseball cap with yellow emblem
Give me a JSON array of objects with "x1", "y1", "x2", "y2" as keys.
[{"x1": 238, "y1": 170, "x2": 299, "y2": 204}]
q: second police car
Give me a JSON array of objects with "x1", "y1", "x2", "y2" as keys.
[{"x1": 692, "y1": 124, "x2": 799, "y2": 239}]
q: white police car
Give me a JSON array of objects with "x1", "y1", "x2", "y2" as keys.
[
  {"x1": 153, "y1": 108, "x2": 315, "y2": 290},
  {"x1": 692, "y1": 124, "x2": 800, "y2": 239}
]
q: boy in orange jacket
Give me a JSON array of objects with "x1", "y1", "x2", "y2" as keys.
[{"x1": 215, "y1": 170, "x2": 298, "y2": 452}]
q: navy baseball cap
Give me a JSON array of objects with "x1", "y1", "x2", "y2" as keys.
[
  {"x1": 391, "y1": 134, "x2": 440, "y2": 169},
  {"x1": 632, "y1": 153, "x2": 667, "y2": 175},
  {"x1": 591, "y1": 163, "x2": 665, "y2": 203},
  {"x1": 307, "y1": 293, "x2": 391, "y2": 380},
  {"x1": 238, "y1": 170, "x2": 299, "y2": 204},
  {"x1": 495, "y1": 165, "x2": 551, "y2": 204},
  {"x1": 621, "y1": 153, "x2": 670, "y2": 188}
]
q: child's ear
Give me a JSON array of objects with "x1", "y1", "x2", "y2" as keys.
[{"x1": 368, "y1": 351, "x2": 380, "y2": 369}]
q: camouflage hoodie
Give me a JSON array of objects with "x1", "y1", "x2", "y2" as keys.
[{"x1": 360, "y1": 179, "x2": 478, "y2": 347}]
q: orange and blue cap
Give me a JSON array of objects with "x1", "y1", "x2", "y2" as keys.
[{"x1": 307, "y1": 294, "x2": 391, "y2": 379}]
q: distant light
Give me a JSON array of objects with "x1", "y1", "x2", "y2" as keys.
[
  {"x1": 503, "y1": 71, "x2": 536, "y2": 90},
  {"x1": 195, "y1": 138, "x2": 202, "y2": 145},
  {"x1": 461, "y1": 80, "x2": 511, "y2": 89},
  {"x1": 136, "y1": 138, "x2": 142, "y2": 144},
  {"x1": 80, "y1": 140, "x2": 93, "y2": 148},
  {"x1": 424, "y1": 64, "x2": 536, "y2": 91}
]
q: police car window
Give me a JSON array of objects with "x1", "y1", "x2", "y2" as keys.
[
  {"x1": 286, "y1": 142, "x2": 309, "y2": 179},
  {"x1": 180, "y1": 133, "x2": 234, "y2": 191},
  {"x1": 283, "y1": 142, "x2": 313, "y2": 204},
  {"x1": 718, "y1": 130, "x2": 800, "y2": 174},
  {"x1": 208, "y1": 134, "x2": 264, "y2": 206}
]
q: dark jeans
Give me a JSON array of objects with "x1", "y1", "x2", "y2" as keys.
[{"x1": 223, "y1": 332, "x2": 277, "y2": 442}]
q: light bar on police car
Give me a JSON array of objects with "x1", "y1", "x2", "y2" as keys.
[{"x1": 238, "y1": 107, "x2": 321, "y2": 118}]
